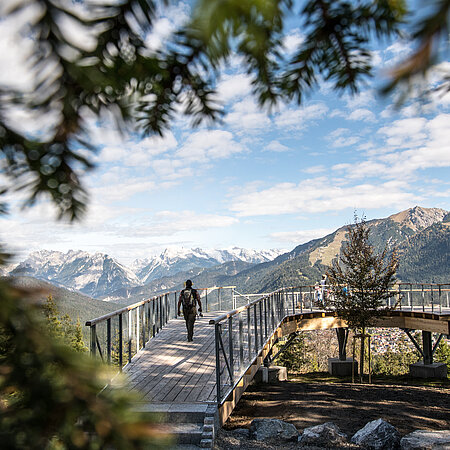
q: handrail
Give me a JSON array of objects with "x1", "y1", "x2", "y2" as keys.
[
  {"x1": 209, "y1": 290, "x2": 281, "y2": 325},
  {"x1": 85, "y1": 292, "x2": 177, "y2": 326},
  {"x1": 85, "y1": 285, "x2": 236, "y2": 371}
]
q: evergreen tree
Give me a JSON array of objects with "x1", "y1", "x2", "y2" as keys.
[
  {"x1": 0, "y1": 279, "x2": 169, "y2": 448},
  {"x1": 43, "y1": 294, "x2": 64, "y2": 338},
  {"x1": 274, "y1": 333, "x2": 308, "y2": 373},
  {"x1": 43, "y1": 295, "x2": 87, "y2": 352},
  {"x1": 435, "y1": 339, "x2": 450, "y2": 369},
  {"x1": 71, "y1": 318, "x2": 88, "y2": 353},
  {"x1": 326, "y1": 215, "x2": 398, "y2": 380}
]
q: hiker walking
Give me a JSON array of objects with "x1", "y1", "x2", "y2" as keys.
[{"x1": 177, "y1": 279, "x2": 203, "y2": 342}]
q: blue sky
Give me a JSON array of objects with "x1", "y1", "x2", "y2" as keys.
[{"x1": 1, "y1": 1, "x2": 449, "y2": 265}]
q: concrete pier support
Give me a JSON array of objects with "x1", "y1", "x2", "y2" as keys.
[
  {"x1": 328, "y1": 358, "x2": 358, "y2": 376},
  {"x1": 409, "y1": 362, "x2": 448, "y2": 379}
]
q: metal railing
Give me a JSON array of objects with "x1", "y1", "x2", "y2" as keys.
[
  {"x1": 209, "y1": 288, "x2": 293, "y2": 406},
  {"x1": 85, "y1": 286, "x2": 236, "y2": 370},
  {"x1": 396, "y1": 283, "x2": 450, "y2": 313},
  {"x1": 85, "y1": 282, "x2": 450, "y2": 388},
  {"x1": 209, "y1": 283, "x2": 450, "y2": 406}
]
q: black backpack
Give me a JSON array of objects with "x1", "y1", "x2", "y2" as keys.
[{"x1": 182, "y1": 288, "x2": 197, "y2": 309}]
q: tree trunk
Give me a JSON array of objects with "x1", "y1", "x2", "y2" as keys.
[{"x1": 359, "y1": 328, "x2": 365, "y2": 383}]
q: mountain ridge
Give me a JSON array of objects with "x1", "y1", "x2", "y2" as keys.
[{"x1": 5, "y1": 206, "x2": 449, "y2": 301}]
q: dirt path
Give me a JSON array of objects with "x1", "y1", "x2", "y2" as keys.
[{"x1": 223, "y1": 380, "x2": 450, "y2": 437}]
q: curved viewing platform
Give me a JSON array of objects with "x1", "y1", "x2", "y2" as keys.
[{"x1": 85, "y1": 283, "x2": 450, "y2": 443}]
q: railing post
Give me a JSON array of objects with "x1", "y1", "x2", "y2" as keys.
[
  {"x1": 215, "y1": 323, "x2": 221, "y2": 405},
  {"x1": 271, "y1": 293, "x2": 275, "y2": 331},
  {"x1": 160, "y1": 295, "x2": 164, "y2": 328},
  {"x1": 422, "y1": 284, "x2": 425, "y2": 312},
  {"x1": 128, "y1": 309, "x2": 132, "y2": 363},
  {"x1": 150, "y1": 299, "x2": 154, "y2": 337},
  {"x1": 174, "y1": 292, "x2": 178, "y2": 319},
  {"x1": 239, "y1": 313, "x2": 244, "y2": 372},
  {"x1": 205, "y1": 289, "x2": 208, "y2": 312},
  {"x1": 118, "y1": 313, "x2": 123, "y2": 370},
  {"x1": 136, "y1": 306, "x2": 140, "y2": 351},
  {"x1": 253, "y1": 304, "x2": 258, "y2": 351},
  {"x1": 90, "y1": 324, "x2": 97, "y2": 357},
  {"x1": 431, "y1": 285, "x2": 434, "y2": 313},
  {"x1": 264, "y1": 297, "x2": 268, "y2": 340},
  {"x1": 142, "y1": 303, "x2": 146, "y2": 348},
  {"x1": 259, "y1": 300, "x2": 263, "y2": 349},
  {"x1": 247, "y1": 307, "x2": 252, "y2": 361},
  {"x1": 107, "y1": 318, "x2": 111, "y2": 364},
  {"x1": 228, "y1": 316, "x2": 234, "y2": 383}
]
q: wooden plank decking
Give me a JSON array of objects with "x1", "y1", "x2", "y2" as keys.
[{"x1": 124, "y1": 312, "x2": 221, "y2": 404}]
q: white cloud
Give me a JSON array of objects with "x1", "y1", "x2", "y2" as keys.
[
  {"x1": 144, "y1": 2, "x2": 190, "y2": 53},
  {"x1": 225, "y1": 97, "x2": 272, "y2": 131},
  {"x1": 333, "y1": 113, "x2": 450, "y2": 181},
  {"x1": 175, "y1": 129, "x2": 246, "y2": 162},
  {"x1": 383, "y1": 41, "x2": 412, "y2": 66},
  {"x1": 127, "y1": 211, "x2": 239, "y2": 237},
  {"x1": 264, "y1": 140, "x2": 290, "y2": 152},
  {"x1": 348, "y1": 108, "x2": 376, "y2": 122},
  {"x1": 270, "y1": 228, "x2": 335, "y2": 244},
  {"x1": 151, "y1": 158, "x2": 193, "y2": 180},
  {"x1": 378, "y1": 117, "x2": 428, "y2": 148},
  {"x1": 91, "y1": 180, "x2": 157, "y2": 203},
  {"x1": 229, "y1": 178, "x2": 416, "y2": 217},
  {"x1": 282, "y1": 29, "x2": 305, "y2": 54},
  {"x1": 326, "y1": 128, "x2": 360, "y2": 148},
  {"x1": 216, "y1": 73, "x2": 252, "y2": 103},
  {"x1": 97, "y1": 131, "x2": 178, "y2": 166},
  {"x1": 344, "y1": 90, "x2": 375, "y2": 110},
  {"x1": 275, "y1": 103, "x2": 328, "y2": 130},
  {"x1": 303, "y1": 165, "x2": 326, "y2": 174}
]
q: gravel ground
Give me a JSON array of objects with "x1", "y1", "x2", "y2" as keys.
[{"x1": 214, "y1": 380, "x2": 450, "y2": 449}]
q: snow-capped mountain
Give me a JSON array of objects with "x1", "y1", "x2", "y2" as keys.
[
  {"x1": 10, "y1": 250, "x2": 141, "y2": 298},
  {"x1": 133, "y1": 247, "x2": 283, "y2": 284},
  {"x1": 6, "y1": 247, "x2": 283, "y2": 298}
]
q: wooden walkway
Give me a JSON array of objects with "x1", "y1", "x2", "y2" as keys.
[{"x1": 124, "y1": 312, "x2": 220, "y2": 404}]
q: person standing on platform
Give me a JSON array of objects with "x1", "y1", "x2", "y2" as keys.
[{"x1": 177, "y1": 279, "x2": 203, "y2": 342}]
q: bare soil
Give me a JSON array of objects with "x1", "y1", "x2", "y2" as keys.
[{"x1": 215, "y1": 376, "x2": 450, "y2": 449}]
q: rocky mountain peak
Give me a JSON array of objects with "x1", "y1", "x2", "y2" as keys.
[{"x1": 389, "y1": 206, "x2": 448, "y2": 232}]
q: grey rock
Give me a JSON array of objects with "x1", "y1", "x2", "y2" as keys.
[
  {"x1": 230, "y1": 428, "x2": 250, "y2": 439},
  {"x1": 249, "y1": 418, "x2": 299, "y2": 442},
  {"x1": 400, "y1": 430, "x2": 450, "y2": 449},
  {"x1": 299, "y1": 422, "x2": 348, "y2": 447},
  {"x1": 351, "y1": 419, "x2": 401, "y2": 450}
]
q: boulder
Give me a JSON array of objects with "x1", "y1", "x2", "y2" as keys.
[
  {"x1": 400, "y1": 430, "x2": 450, "y2": 449},
  {"x1": 299, "y1": 422, "x2": 348, "y2": 447},
  {"x1": 230, "y1": 428, "x2": 250, "y2": 440},
  {"x1": 351, "y1": 418, "x2": 401, "y2": 449},
  {"x1": 249, "y1": 418, "x2": 299, "y2": 442}
]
